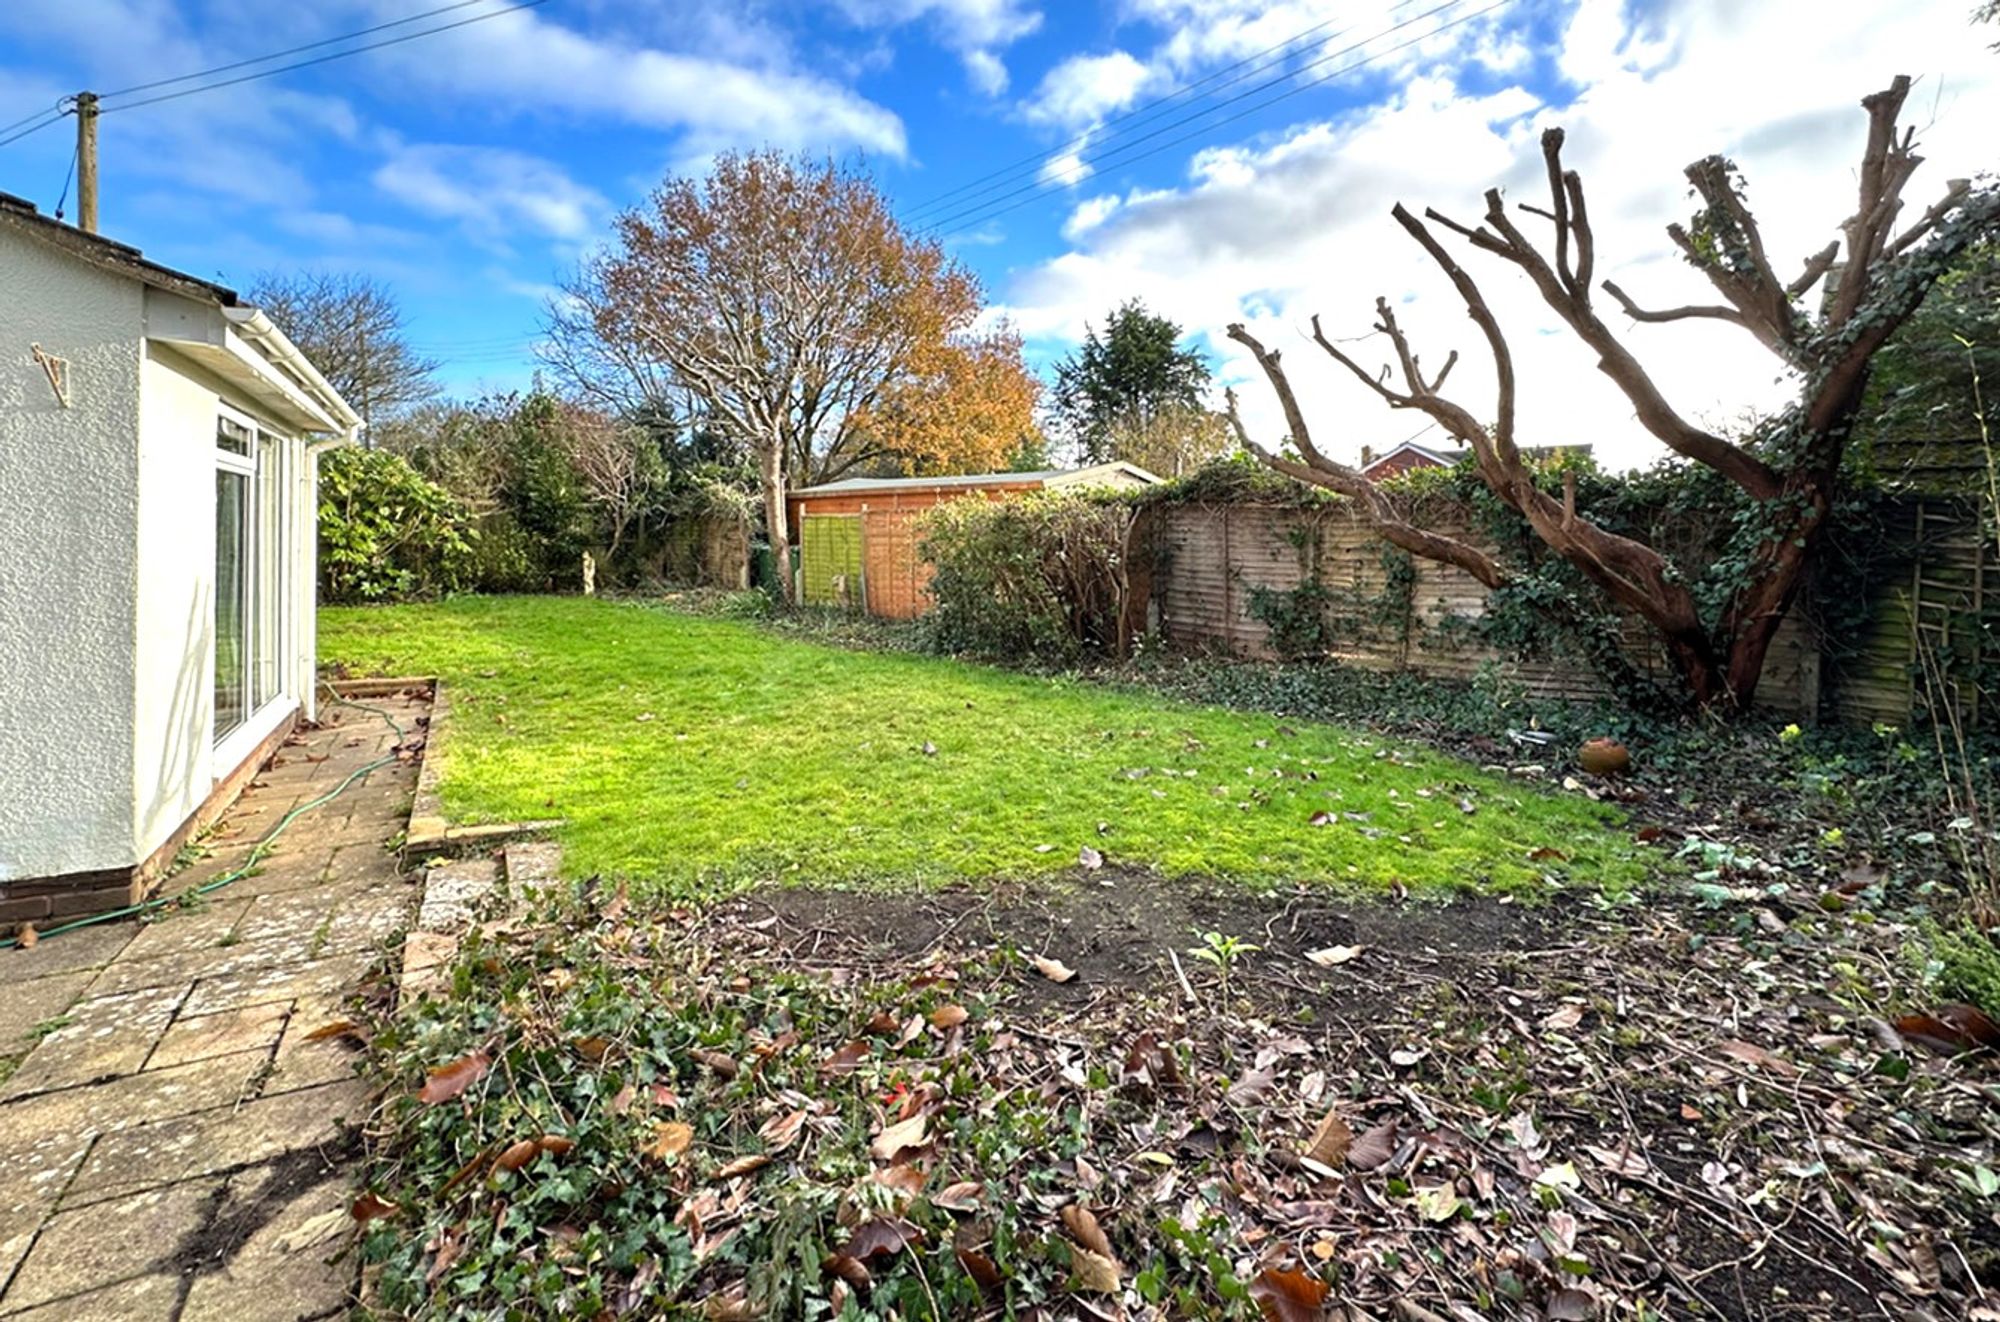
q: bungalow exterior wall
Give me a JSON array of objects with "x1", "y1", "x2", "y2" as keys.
[{"x1": 0, "y1": 224, "x2": 327, "y2": 894}]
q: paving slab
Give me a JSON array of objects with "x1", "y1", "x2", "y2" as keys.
[
  {"x1": 0, "y1": 1130, "x2": 93, "y2": 1294},
  {"x1": 63, "y1": 1078, "x2": 369, "y2": 1208},
  {"x1": 148, "y1": 1002, "x2": 291, "y2": 1073},
  {"x1": 1, "y1": 985, "x2": 187, "y2": 1099},
  {"x1": 178, "y1": 1169, "x2": 354, "y2": 1322},
  {"x1": 180, "y1": 952, "x2": 375, "y2": 1018},
  {"x1": 0, "y1": 1273, "x2": 183, "y2": 1320},
  {"x1": 2, "y1": 1178, "x2": 218, "y2": 1312},
  {"x1": 0, "y1": 1052, "x2": 262, "y2": 1141},
  {"x1": 112, "y1": 901, "x2": 255, "y2": 965},
  {"x1": 264, "y1": 996, "x2": 365, "y2": 1096},
  {"x1": 0, "y1": 925, "x2": 136, "y2": 986},
  {"x1": 0, "y1": 970, "x2": 94, "y2": 1056}
]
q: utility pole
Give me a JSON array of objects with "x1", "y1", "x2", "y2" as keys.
[{"x1": 74, "y1": 92, "x2": 99, "y2": 234}]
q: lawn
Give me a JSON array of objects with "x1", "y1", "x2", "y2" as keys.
[{"x1": 319, "y1": 596, "x2": 1643, "y2": 896}]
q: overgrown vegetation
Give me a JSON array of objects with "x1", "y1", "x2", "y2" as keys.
[
  {"x1": 319, "y1": 596, "x2": 1642, "y2": 896},
  {"x1": 317, "y1": 447, "x2": 473, "y2": 603},
  {"x1": 921, "y1": 493, "x2": 1139, "y2": 662}
]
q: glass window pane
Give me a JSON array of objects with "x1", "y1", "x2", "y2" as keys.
[
  {"x1": 217, "y1": 417, "x2": 251, "y2": 456},
  {"x1": 254, "y1": 438, "x2": 282, "y2": 707},
  {"x1": 215, "y1": 469, "x2": 248, "y2": 739}
]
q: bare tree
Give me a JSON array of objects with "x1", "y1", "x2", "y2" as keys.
[
  {"x1": 560, "y1": 403, "x2": 651, "y2": 561},
  {"x1": 1229, "y1": 76, "x2": 1999, "y2": 712},
  {"x1": 246, "y1": 272, "x2": 439, "y2": 430},
  {"x1": 540, "y1": 264, "x2": 682, "y2": 423}
]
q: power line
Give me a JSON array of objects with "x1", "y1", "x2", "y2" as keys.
[
  {"x1": 0, "y1": 109, "x2": 68, "y2": 150},
  {"x1": 97, "y1": 0, "x2": 554, "y2": 114},
  {"x1": 0, "y1": 98, "x2": 70, "y2": 137},
  {"x1": 925, "y1": 0, "x2": 1509, "y2": 237},
  {"x1": 903, "y1": 0, "x2": 1425, "y2": 224},
  {"x1": 97, "y1": 0, "x2": 508, "y2": 100}
]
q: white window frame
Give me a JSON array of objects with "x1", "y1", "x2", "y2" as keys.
[{"x1": 212, "y1": 403, "x2": 296, "y2": 771}]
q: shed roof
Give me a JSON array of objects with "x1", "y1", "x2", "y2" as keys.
[{"x1": 795, "y1": 460, "x2": 1159, "y2": 499}]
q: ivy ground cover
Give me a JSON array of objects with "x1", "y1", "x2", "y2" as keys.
[{"x1": 319, "y1": 595, "x2": 1643, "y2": 897}]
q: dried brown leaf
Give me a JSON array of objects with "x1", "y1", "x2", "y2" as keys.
[
  {"x1": 713, "y1": 1153, "x2": 771, "y2": 1181},
  {"x1": 932, "y1": 1180, "x2": 982, "y2": 1211},
  {"x1": 644, "y1": 1121, "x2": 694, "y2": 1162},
  {"x1": 1061, "y1": 1204, "x2": 1114, "y2": 1261},
  {"x1": 417, "y1": 1051, "x2": 490, "y2": 1105},
  {"x1": 1302, "y1": 1108, "x2": 1353, "y2": 1168},
  {"x1": 350, "y1": 1190, "x2": 398, "y2": 1223},
  {"x1": 1030, "y1": 954, "x2": 1077, "y2": 984},
  {"x1": 1071, "y1": 1246, "x2": 1121, "y2": 1293},
  {"x1": 930, "y1": 1004, "x2": 969, "y2": 1030},
  {"x1": 1347, "y1": 1120, "x2": 1398, "y2": 1171},
  {"x1": 303, "y1": 1019, "x2": 364, "y2": 1043},
  {"x1": 871, "y1": 1111, "x2": 928, "y2": 1161},
  {"x1": 846, "y1": 1217, "x2": 921, "y2": 1262},
  {"x1": 823, "y1": 1039, "x2": 871, "y2": 1075},
  {"x1": 1249, "y1": 1266, "x2": 1330, "y2": 1321}
]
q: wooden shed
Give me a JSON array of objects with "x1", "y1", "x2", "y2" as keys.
[{"x1": 788, "y1": 462, "x2": 1158, "y2": 618}]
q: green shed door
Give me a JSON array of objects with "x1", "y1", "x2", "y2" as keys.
[{"x1": 800, "y1": 514, "x2": 864, "y2": 607}]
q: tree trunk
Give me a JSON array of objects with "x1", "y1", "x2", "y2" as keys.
[{"x1": 760, "y1": 440, "x2": 793, "y2": 604}]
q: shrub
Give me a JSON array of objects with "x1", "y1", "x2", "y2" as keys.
[
  {"x1": 318, "y1": 447, "x2": 473, "y2": 603},
  {"x1": 921, "y1": 492, "x2": 1137, "y2": 663}
]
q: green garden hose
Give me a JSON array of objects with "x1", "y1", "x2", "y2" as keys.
[{"x1": 0, "y1": 689, "x2": 407, "y2": 950}]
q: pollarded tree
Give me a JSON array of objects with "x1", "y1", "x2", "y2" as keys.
[
  {"x1": 587, "y1": 152, "x2": 1011, "y2": 601},
  {"x1": 1228, "y1": 76, "x2": 2000, "y2": 712}
]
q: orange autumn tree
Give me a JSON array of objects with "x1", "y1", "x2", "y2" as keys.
[
  {"x1": 863, "y1": 324, "x2": 1041, "y2": 475},
  {"x1": 588, "y1": 151, "x2": 1030, "y2": 600}
]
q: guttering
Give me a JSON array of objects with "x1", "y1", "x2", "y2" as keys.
[{"x1": 224, "y1": 306, "x2": 363, "y2": 437}]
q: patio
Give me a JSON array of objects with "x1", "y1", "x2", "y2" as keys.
[{"x1": 0, "y1": 692, "x2": 424, "y2": 1320}]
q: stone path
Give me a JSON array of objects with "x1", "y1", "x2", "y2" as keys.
[{"x1": 0, "y1": 692, "x2": 428, "y2": 1321}]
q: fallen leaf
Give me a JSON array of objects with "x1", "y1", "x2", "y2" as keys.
[
  {"x1": 303, "y1": 1019, "x2": 364, "y2": 1043},
  {"x1": 494, "y1": 1138, "x2": 543, "y2": 1173},
  {"x1": 573, "y1": 1035, "x2": 612, "y2": 1062},
  {"x1": 1585, "y1": 1144, "x2": 1649, "y2": 1177},
  {"x1": 1071, "y1": 1246, "x2": 1121, "y2": 1293},
  {"x1": 417, "y1": 1051, "x2": 490, "y2": 1105},
  {"x1": 1061, "y1": 1204, "x2": 1114, "y2": 1261},
  {"x1": 1546, "y1": 1287, "x2": 1595, "y2": 1321},
  {"x1": 759, "y1": 1109, "x2": 808, "y2": 1151},
  {"x1": 1719, "y1": 1039, "x2": 1797, "y2": 1078},
  {"x1": 1078, "y1": 846, "x2": 1104, "y2": 870},
  {"x1": 874, "y1": 1163, "x2": 926, "y2": 1196},
  {"x1": 864, "y1": 1011, "x2": 900, "y2": 1035},
  {"x1": 1226, "y1": 1067, "x2": 1276, "y2": 1107},
  {"x1": 1414, "y1": 1182, "x2": 1460, "y2": 1222},
  {"x1": 350, "y1": 1191, "x2": 398, "y2": 1223},
  {"x1": 691, "y1": 1048, "x2": 740, "y2": 1079},
  {"x1": 929, "y1": 1004, "x2": 969, "y2": 1030},
  {"x1": 871, "y1": 1111, "x2": 928, "y2": 1161},
  {"x1": 932, "y1": 1180, "x2": 982, "y2": 1211},
  {"x1": 15, "y1": 925, "x2": 36, "y2": 950},
  {"x1": 1304, "y1": 945, "x2": 1363, "y2": 966},
  {"x1": 823, "y1": 1040, "x2": 871, "y2": 1075},
  {"x1": 1898, "y1": 1004, "x2": 2000, "y2": 1054},
  {"x1": 1302, "y1": 1108, "x2": 1353, "y2": 1168},
  {"x1": 700, "y1": 1282, "x2": 757, "y2": 1321},
  {"x1": 1249, "y1": 1266, "x2": 1330, "y2": 1321},
  {"x1": 957, "y1": 1243, "x2": 1003, "y2": 1290},
  {"x1": 846, "y1": 1217, "x2": 921, "y2": 1261},
  {"x1": 1030, "y1": 954, "x2": 1077, "y2": 984},
  {"x1": 1541, "y1": 1003, "x2": 1584, "y2": 1031},
  {"x1": 644, "y1": 1121, "x2": 694, "y2": 1162},
  {"x1": 1528, "y1": 846, "x2": 1569, "y2": 862},
  {"x1": 1347, "y1": 1121, "x2": 1398, "y2": 1171},
  {"x1": 1308, "y1": 811, "x2": 1335, "y2": 827},
  {"x1": 821, "y1": 1253, "x2": 871, "y2": 1289},
  {"x1": 713, "y1": 1153, "x2": 772, "y2": 1180}
]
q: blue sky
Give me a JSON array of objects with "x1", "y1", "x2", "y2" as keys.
[{"x1": 3, "y1": 0, "x2": 1995, "y2": 464}]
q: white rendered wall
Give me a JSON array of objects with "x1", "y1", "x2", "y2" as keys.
[{"x1": 0, "y1": 228, "x2": 145, "y2": 879}]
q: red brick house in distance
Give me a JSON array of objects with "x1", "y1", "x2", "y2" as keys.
[{"x1": 1359, "y1": 439, "x2": 1593, "y2": 480}]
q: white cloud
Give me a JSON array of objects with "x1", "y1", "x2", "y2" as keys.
[
  {"x1": 965, "y1": 49, "x2": 1012, "y2": 95},
  {"x1": 373, "y1": 145, "x2": 608, "y2": 248},
  {"x1": 1026, "y1": 50, "x2": 1156, "y2": 129},
  {"x1": 996, "y1": 0, "x2": 2000, "y2": 471},
  {"x1": 369, "y1": 9, "x2": 908, "y2": 160},
  {"x1": 833, "y1": 0, "x2": 1042, "y2": 93},
  {"x1": 1039, "y1": 136, "x2": 1097, "y2": 186}
]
